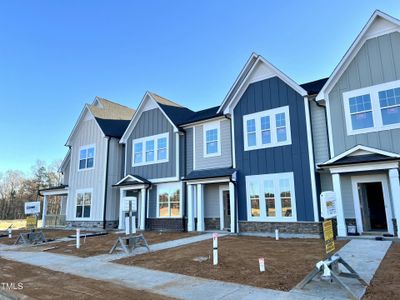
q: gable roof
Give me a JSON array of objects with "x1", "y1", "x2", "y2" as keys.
[
  {"x1": 66, "y1": 97, "x2": 135, "y2": 146},
  {"x1": 120, "y1": 91, "x2": 194, "y2": 143},
  {"x1": 218, "y1": 53, "x2": 308, "y2": 114},
  {"x1": 319, "y1": 145, "x2": 400, "y2": 167},
  {"x1": 300, "y1": 78, "x2": 329, "y2": 95},
  {"x1": 113, "y1": 174, "x2": 151, "y2": 187},
  {"x1": 316, "y1": 10, "x2": 400, "y2": 102}
]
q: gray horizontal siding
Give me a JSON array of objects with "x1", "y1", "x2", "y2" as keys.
[
  {"x1": 126, "y1": 108, "x2": 176, "y2": 180},
  {"x1": 329, "y1": 32, "x2": 400, "y2": 156},
  {"x1": 194, "y1": 119, "x2": 232, "y2": 170},
  {"x1": 309, "y1": 99, "x2": 329, "y2": 164},
  {"x1": 186, "y1": 128, "x2": 193, "y2": 175}
]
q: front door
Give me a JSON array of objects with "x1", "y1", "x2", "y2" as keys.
[
  {"x1": 358, "y1": 182, "x2": 387, "y2": 232},
  {"x1": 223, "y1": 190, "x2": 231, "y2": 230}
]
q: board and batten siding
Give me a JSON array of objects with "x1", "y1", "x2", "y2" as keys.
[
  {"x1": 193, "y1": 119, "x2": 232, "y2": 170},
  {"x1": 233, "y1": 76, "x2": 315, "y2": 222},
  {"x1": 126, "y1": 108, "x2": 177, "y2": 180},
  {"x1": 62, "y1": 158, "x2": 70, "y2": 185},
  {"x1": 329, "y1": 32, "x2": 400, "y2": 156},
  {"x1": 309, "y1": 99, "x2": 330, "y2": 164},
  {"x1": 66, "y1": 113, "x2": 107, "y2": 222}
]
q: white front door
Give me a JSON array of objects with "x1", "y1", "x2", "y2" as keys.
[{"x1": 351, "y1": 174, "x2": 394, "y2": 235}]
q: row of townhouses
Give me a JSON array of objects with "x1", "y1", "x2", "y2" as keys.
[{"x1": 40, "y1": 10, "x2": 400, "y2": 238}]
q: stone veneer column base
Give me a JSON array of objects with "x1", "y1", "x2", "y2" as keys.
[{"x1": 239, "y1": 221, "x2": 323, "y2": 236}]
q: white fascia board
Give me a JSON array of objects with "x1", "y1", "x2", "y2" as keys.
[
  {"x1": 329, "y1": 161, "x2": 400, "y2": 174},
  {"x1": 115, "y1": 174, "x2": 144, "y2": 186},
  {"x1": 59, "y1": 149, "x2": 71, "y2": 173},
  {"x1": 65, "y1": 104, "x2": 90, "y2": 146},
  {"x1": 316, "y1": 10, "x2": 400, "y2": 102},
  {"x1": 120, "y1": 92, "x2": 179, "y2": 144}
]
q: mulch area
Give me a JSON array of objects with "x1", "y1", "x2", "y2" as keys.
[
  {"x1": 0, "y1": 258, "x2": 172, "y2": 300},
  {"x1": 115, "y1": 235, "x2": 347, "y2": 291},
  {"x1": 363, "y1": 242, "x2": 400, "y2": 299},
  {"x1": 28, "y1": 231, "x2": 197, "y2": 258},
  {"x1": 0, "y1": 229, "x2": 93, "y2": 245}
]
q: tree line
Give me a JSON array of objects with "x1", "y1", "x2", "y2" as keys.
[{"x1": 0, "y1": 160, "x2": 62, "y2": 220}]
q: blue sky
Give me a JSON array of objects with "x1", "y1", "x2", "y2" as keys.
[{"x1": 0, "y1": 1, "x2": 399, "y2": 175}]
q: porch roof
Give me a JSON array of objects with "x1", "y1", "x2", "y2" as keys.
[
  {"x1": 112, "y1": 174, "x2": 151, "y2": 187},
  {"x1": 38, "y1": 185, "x2": 68, "y2": 196},
  {"x1": 183, "y1": 168, "x2": 236, "y2": 181},
  {"x1": 320, "y1": 154, "x2": 399, "y2": 167}
]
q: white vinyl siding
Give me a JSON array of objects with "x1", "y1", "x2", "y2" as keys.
[
  {"x1": 343, "y1": 80, "x2": 400, "y2": 135},
  {"x1": 243, "y1": 106, "x2": 291, "y2": 151},
  {"x1": 132, "y1": 133, "x2": 169, "y2": 167},
  {"x1": 246, "y1": 172, "x2": 297, "y2": 222}
]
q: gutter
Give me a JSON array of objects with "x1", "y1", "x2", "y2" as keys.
[{"x1": 102, "y1": 137, "x2": 111, "y2": 230}]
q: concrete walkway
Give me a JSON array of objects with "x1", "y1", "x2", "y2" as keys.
[
  {"x1": 0, "y1": 250, "x2": 317, "y2": 300},
  {"x1": 292, "y1": 239, "x2": 392, "y2": 299}
]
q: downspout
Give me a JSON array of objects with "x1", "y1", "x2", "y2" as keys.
[{"x1": 103, "y1": 137, "x2": 111, "y2": 230}]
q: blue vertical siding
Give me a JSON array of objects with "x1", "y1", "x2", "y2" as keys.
[{"x1": 234, "y1": 76, "x2": 314, "y2": 222}]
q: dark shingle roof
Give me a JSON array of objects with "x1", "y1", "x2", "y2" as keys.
[
  {"x1": 95, "y1": 118, "x2": 131, "y2": 139},
  {"x1": 183, "y1": 168, "x2": 236, "y2": 181},
  {"x1": 300, "y1": 78, "x2": 329, "y2": 95},
  {"x1": 112, "y1": 174, "x2": 151, "y2": 187},
  {"x1": 320, "y1": 154, "x2": 399, "y2": 167},
  {"x1": 157, "y1": 103, "x2": 195, "y2": 126},
  {"x1": 179, "y1": 106, "x2": 223, "y2": 125}
]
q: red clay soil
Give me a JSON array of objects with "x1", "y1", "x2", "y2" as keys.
[
  {"x1": 116, "y1": 235, "x2": 347, "y2": 291},
  {"x1": 0, "y1": 258, "x2": 171, "y2": 300},
  {"x1": 0, "y1": 229, "x2": 92, "y2": 245},
  {"x1": 363, "y1": 242, "x2": 400, "y2": 299},
  {"x1": 29, "y1": 231, "x2": 197, "y2": 258}
]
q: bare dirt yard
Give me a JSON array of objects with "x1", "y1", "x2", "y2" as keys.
[
  {"x1": 363, "y1": 242, "x2": 400, "y2": 299},
  {"x1": 28, "y1": 231, "x2": 197, "y2": 258},
  {"x1": 0, "y1": 258, "x2": 171, "y2": 300},
  {"x1": 0, "y1": 229, "x2": 93, "y2": 245},
  {"x1": 116, "y1": 235, "x2": 347, "y2": 291}
]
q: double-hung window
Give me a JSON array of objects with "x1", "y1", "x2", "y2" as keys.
[
  {"x1": 343, "y1": 80, "x2": 400, "y2": 135},
  {"x1": 79, "y1": 145, "x2": 95, "y2": 170},
  {"x1": 157, "y1": 183, "x2": 181, "y2": 218},
  {"x1": 132, "y1": 133, "x2": 169, "y2": 166},
  {"x1": 243, "y1": 106, "x2": 291, "y2": 151},
  {"x1": 203, "y1": 121, "x2": 221, "y2": 157},
  {"x1": 246, "y1": 172, "x2": 296, "y2": 221},
  {"x1": 76, "y1": 190, "x2": 92, "y2": 218}
]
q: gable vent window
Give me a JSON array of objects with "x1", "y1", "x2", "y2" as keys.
[
  {"x1": 79, "y1": 145, "x2": 95, "y2": 170},
  {"x1": 132, "y1": 133, "x2": 169, "y2": 166},
  {"x1": 343, "y1": 80, "x2": 400, "y2": 135},
  {"x1": 243, "y1": 106, "x2": 291, "y2": 151}
]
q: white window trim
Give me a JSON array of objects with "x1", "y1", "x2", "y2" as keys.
[
  {"x1": 243, "y1": 106, "x2": 292, "y2": 151},
  {"x1": 78, "y1": 144, "x2": 96, "y2": 171},
  {"x1": 132, "y1": 133, "x2": 169, "y2": 167},
  {"x1": 343, "y1": 79, "x2": 400, "y2": 135},
  {"x1": 75, "y1": 188, "x2": 93, "y2": 220},
  {"x1": 245, "y1": 172, "x2": 297, "y2": 222},
  {"x1": 156, "y1": 182, "x2": 182, "y2": 218},
  {"x1": 203, "y1": 121, "x2": 221, "y2": 158}
]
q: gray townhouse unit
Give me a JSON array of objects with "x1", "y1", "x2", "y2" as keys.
[{"x1": 40, "y1": 10, "x2": 400, "y2": 239}]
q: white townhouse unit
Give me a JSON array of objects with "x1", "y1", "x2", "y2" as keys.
[{"x1": 40, "y1": 97, "x2": 135, "y2": 229}]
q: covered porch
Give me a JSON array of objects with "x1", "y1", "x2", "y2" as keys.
[
  {"x1": 184, "y1": 168, "x2": 236, "y2": 233},
  {"x1": 113, "y1": 175, "x2": 150, "y2": 231},
  {"x1": 39, "y1": 185, "x2": 68, "y2": 228},
  {"x1": 320, "y1": 145, "x2": 400, "y2": 237}
]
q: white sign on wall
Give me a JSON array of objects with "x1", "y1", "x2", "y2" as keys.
[
  {"x1": 24, "y1": 201, "x2": 41, "y2": 215},
  {"x1": 125, "y1": 216, "x2": 136, "y2": 234},
  {"x1": 123, "y1": 197, "x2": 137, "y2": 212},
  {"x1": 320, "y1": 191, "x2": 337, "y2": 220}
]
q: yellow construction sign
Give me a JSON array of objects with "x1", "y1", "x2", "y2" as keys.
[
  {"x1": 323, "y1": 220, "x2": 335, "y2": 254},
  {"x1": 26, "y1": 215, "x2": 37, "y2": 229}
]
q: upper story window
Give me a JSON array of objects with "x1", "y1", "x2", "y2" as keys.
[
  {"x1": 343, "y1": 80, "x2": 400, "y2": 135},
  {"x1": 246, "y1": 172, "x2": 296, "y2": 222},
  {"x1": 243, "y1": 106, "x2": 291, "y2": 151},
  {"x1": 203, "y1": 121, "x2": 221, "y2": 157},
  {"x1": 79, "y1": 145, "x2": 95, "y2": 170},
  {"x1": 132, "y1": 133, "x2": 169, "y2": 167}
]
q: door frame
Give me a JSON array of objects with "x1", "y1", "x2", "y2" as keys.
[
  {"x1": 351, "y1": 174, "x2": 394, "y2": 235},
  {"x1": 219, "y1": 185, "x2": 229, "y2": 231}
]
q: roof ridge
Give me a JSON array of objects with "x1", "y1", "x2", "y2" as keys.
[{"x1": 148, "y1": 91, "x2": 185, "y2": 108}]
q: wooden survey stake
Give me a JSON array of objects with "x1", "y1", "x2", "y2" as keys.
[{"x1": 323, "y1": 220, "x2": 335, "y2": 254}]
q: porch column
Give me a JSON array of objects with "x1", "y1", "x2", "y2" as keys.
[
  {"x1": 42, "y1": 195, "x2": 48, "y2": 228},
  {"x1": 140, "y1": 188, "x2": 146, "y2": 230},
  {"x1": 196, "y1": 184, "x2": 204, "y2": 231},
  {"x1": 118, "y1": 189, "x2": 124, "y2": 230},
  {"x1": 389, "y1": 168, "x2": 400, "y2": 236},
  {"x1": 187, "y1": 184, "x2": 195, "y2": 231},
  {"x1": 229, "y1": 182, "x2": 236, "y2": 233},
  {"x1": 332, "y1": 173, "x2": 347, "y2": 237}
]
